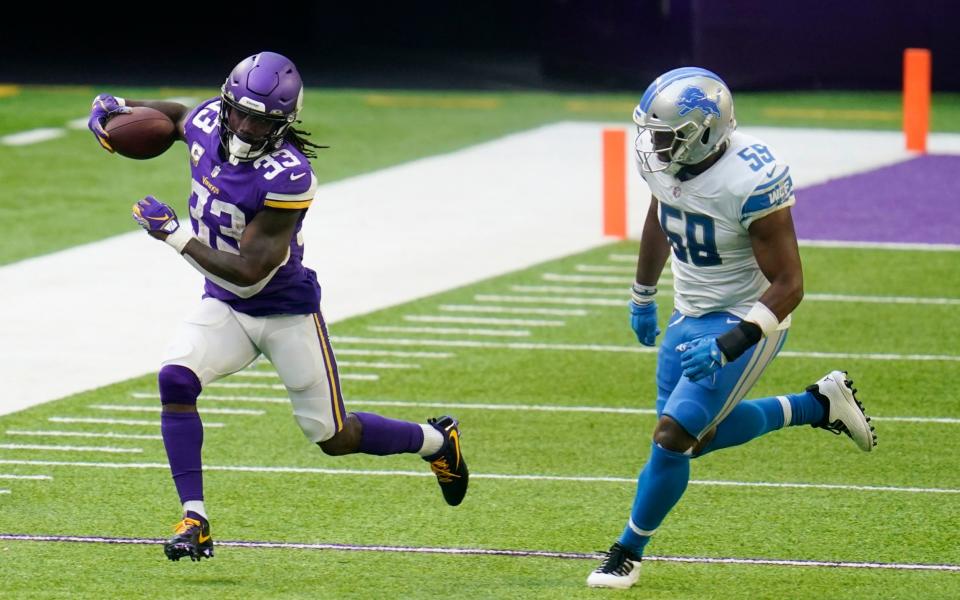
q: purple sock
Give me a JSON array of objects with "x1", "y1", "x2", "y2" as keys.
[
  {"x1": 159, "y1": 365, "x2": 204, "y2": 503},
  {"x1": 354, "y1": 412, "x2": 424, "y2": 456}
]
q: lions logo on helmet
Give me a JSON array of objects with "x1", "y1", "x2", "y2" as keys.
[
  {"x1": 633, "y1": 67, "x2": 736, "y2": 175},
  {"x1": 675, "y1": 86, "x2": 722, "y2": 118}
]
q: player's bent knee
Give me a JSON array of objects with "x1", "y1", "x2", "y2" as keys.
[
  {"x1": 158, "y1": 364, "x2": 202, "y2": 406},
  {"x1": 295, "y1": 413, "x2": 336, "y2": 445},
  {"x1": 316, "y1": 415, "x2": 360, "y2": 456},
  {"x1": 653, "y1": 415, "x2": 698, "y2": 453}
]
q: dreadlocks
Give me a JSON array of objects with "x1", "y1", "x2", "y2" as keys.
[{"x1": 285, "y1": 123, "x2": 328, "y2": 159}]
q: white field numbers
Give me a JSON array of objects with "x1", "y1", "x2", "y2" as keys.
[{"x1": 188, "y1": 101, "x2": 305, "y2": 252}]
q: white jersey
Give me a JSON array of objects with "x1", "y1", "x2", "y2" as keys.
[{"x1": 639, "y1": 130, "x2": 795, "y2": 326}]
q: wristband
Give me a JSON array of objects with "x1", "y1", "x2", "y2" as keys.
[
  {"x1": 164, "y1": 226, "x2": 193, "y2": 254},
  {"x1": 631, "y1": 282, "x2": 657, "y2": 305},
  {"x1": 745, "y1": 301, "x2": 780, "y2": 337},
  {"x1": 716, "y1": 321, "x2": 762, "y2": 362}
]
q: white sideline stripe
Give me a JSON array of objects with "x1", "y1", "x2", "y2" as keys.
[
  {"x1": 403, "y1": 315, "x2": 564, "y2": 327},
  {"x1": 335, "y1": 349, "x2": 453, "y2": 358},
  {"x1": 439, "y1": 304, "x2": 588, "y2": 316},
  {"x1": 331, "y1": 335, "x2": 960, "y2": 362},
  {"x1": 90, "y1": 404, "x2": 264, "y2": 416},
  {"x1": 49, "y1": 416, "x2": 225, "y2": 428},
  {"x1": 0, "y1": 490, "x2": 9, "y2": 495},
  {"x1": 0, "y1": 474, "x2": 52, "y2": 480},
  {"x1": 129, "y1": 393, "x2": 960, "y2": 425},
  {"x1": 798, "y1": 239, "x2": 960, "y2": 252},
  {"x1": 235, "y1": 371, "x2": 383, "y2": 380},
  {"x1": 0, "y1": 128, "x2": 66, "y2": 146},
  {"x1": 6, "y1": 429, "x2": 163, "y2": 441},
  {"x1": 477, "y1": 294, "x2": 621, "y2": 307},
  {"x1": 0, "y1": 443, "x2": 142, "y2": 454},
  {"x1": 0, "y1": 458, "x2": 956, "y2": 495},
  {"x1": 368, "y1": 325, "x2": 531, "y2": 337},
  {"x1": 543, "y1": 273, "x2": 628, "y2": 284}
]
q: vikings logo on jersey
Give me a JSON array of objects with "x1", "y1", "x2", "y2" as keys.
[{"x1": 676, "y1": 86, "x2": 722, "y2": 118}]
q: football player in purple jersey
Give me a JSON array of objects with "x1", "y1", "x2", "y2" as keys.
[{"x1": 89, "y1": 51, "x2": 468, "y2": 562}]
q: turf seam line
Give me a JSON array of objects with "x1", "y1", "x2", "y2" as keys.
[{"x1": 1, "y1": 534, "x2": 957, "y2": 572}]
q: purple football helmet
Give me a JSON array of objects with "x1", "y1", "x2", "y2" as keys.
[{"x1": 219, "y1": 51, "x2": 304, "y2": 162}]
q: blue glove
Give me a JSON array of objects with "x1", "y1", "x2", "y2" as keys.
[
  {"x1": 88, "y1": 93, "x2": 132, "y2": 152},
  {"x1": 680, "y1": 337, "x2": 727, "y2": 381},
  {"x1": 629, "y1": 301, "x2": 661, "y2": 346}
]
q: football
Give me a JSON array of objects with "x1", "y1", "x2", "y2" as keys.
[{"x1": 104, "y1": 106, "x2": 177, "y2": 159}]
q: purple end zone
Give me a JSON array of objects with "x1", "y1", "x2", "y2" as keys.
[{"x1": 793, "y1": 155, "x2": 960, "y2": 244}]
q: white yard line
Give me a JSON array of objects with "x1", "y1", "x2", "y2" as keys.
[
  {"x1": 0, "y1": 489, "x2": 9, "y2": 495},
  {"x1": 368, "y1": 325, "x2": 531, "y2": 337},
  {"x1": 0, "y1": 128, "x2": 66, "y2": 146},
  {"x1": 798, "y1": 240, "x2": 960, "y2": 252},
  {"x1": 511, "y1": 285, "x2": 626, "y2": 296},
  {"x1": 0, "y1": 458, "x2": 956, "y2": 495},
  {"x1": 90, "y1": 404, "x2": 264, "y2": 416},
  {"x1": 136, "y1": 393, "x2": 959, "y2": 425},
  {"x1": 404, "y1": 315, "x2": 564, "y2": 327},
  {"x1": 0, "y1": 474, "x2": 52, "y2": 480},
  {"x1": 543, "y1": 273, "x2": 630, "y2": 284},
  {"x1": 477, "y1": 294, "x2": 621, "y2": 306},
  {"x1": 481, "y1": 292, "x2": 960, "y2": 308},
  {"x1": 6, "y1": 429, "x2": 163, "y2": 441},
  {"x1": 575, "y1": 264, "x2": 636, "y2": 274},
  {"x1": 334, "y1": 349, "x2": 454, "y2": 358},
  {"x1": 332, "y1": 335, "x2": 960, "y2": 362},
  {"x1": 439, "y1": 304, "x2": 588, "y2": 316},
  {"x1": 805, "y1": 293, "x2": 960, "y2": 306},
  {"x1": 242, "y1": 361, "x2": 419, "y2": 374},
  {"x1": 49, "y1": 416, "x2": 225, "y2": 428},
  {"x1": 0, "y1": 444, "x2": 142, "y2": 454}
]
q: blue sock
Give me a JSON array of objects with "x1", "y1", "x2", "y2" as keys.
[
  {"x1": 696, "y1": 396, "x2": 784, "y2": 456},
  {"x1": 618, "y1": 442, "x2": 690, "y2": 556},
  {"x1": 787, "y1": 391, "x2": 825, "y2": 426},
  {"x1": 697, "y1": 392, "x2": 825, "y2": 456}
]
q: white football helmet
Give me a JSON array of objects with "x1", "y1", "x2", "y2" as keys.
[{"x1": 633, "y1": 67, "x2": 736, "y2": 175}]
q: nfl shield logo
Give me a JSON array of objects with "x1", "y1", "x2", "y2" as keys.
[{"x1": 673, "y1": 186, "x2": 681, "y2": 198}]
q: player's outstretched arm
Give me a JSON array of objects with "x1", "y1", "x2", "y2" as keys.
[
  {"x1": 88, "y1": 94, "x2": 192, "y2": 151},
  {"x1": 123, "y1": 100, "x2": 191, "y2": 142},
  {"x1": 629, "y1": 196, "x2": 671, "y2": 346},
  {"x1": 634, "y1": 196, "x2": 671, "y2": 286}
]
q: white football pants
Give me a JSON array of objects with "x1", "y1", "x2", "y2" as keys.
[{"x1": 161, "y1": 297, "x2": 346, "y2": 443}]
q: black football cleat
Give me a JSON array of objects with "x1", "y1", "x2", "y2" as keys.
[
  {"x1": 423, "y1": 416, "x2": 469, "y2": 506},
  {"x1": 164, "y1": 511, "x2": 214, "y2": 562}
]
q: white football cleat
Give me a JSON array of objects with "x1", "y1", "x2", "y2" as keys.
[
  {"x1": 586, "y1": 543, "x2": 642, "y2": 589},
  {"x1": 808, "y1": 370, "x2": 877, "y2": 452}
]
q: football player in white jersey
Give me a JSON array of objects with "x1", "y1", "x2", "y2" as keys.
[{"x1": 587, "y1": 67, "x2": 877, "y2": 589}]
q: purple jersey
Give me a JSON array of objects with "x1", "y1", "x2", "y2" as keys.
[{"x1": 183, "y1": 97, "x2": 321, "y2": 316}]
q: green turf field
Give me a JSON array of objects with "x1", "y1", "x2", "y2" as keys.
[
  {"x1": 2, "y1": 85, "x2": 960, "y2": 265},
  {"x1": 1, "y1": 242, "x2": 959, "y2": 598}
]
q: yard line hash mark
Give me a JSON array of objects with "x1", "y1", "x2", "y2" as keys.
[{"x1": 0, "y1": 459, "x2": 955, "y2": 495}]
